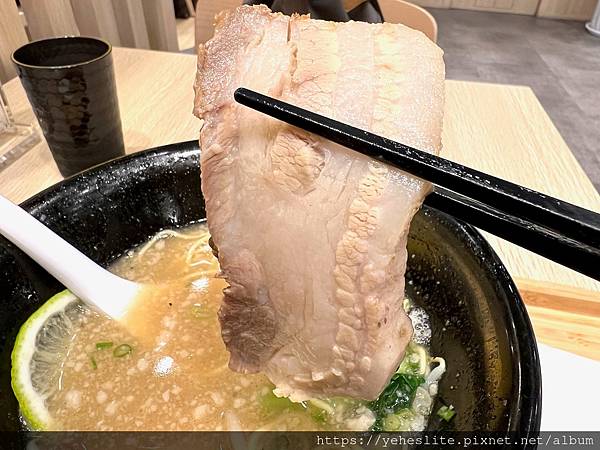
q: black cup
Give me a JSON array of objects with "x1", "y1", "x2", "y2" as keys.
[{"x1": 12, "y1": 36, "x2": 124, "y2": 177}]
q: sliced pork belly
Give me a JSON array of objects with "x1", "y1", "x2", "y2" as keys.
[{"x1": 193, "y1": 5, "x2": 445, "y2": 401}]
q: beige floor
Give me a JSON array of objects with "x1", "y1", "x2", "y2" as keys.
[{"x1": 177, "y1": 17, "x2": 195, "y2": 51}]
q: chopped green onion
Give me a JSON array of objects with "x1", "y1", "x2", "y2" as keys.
[
  {"x1": 113, "y1": 344, "x2": 133, "y2": 358},
  {"x1": 90, "y1": 356, "x2": 97, "y2": 370},
  {"x1": 437, "y1": 405, "x2": 456, "y2": 422},
  {"x1": 305, "y1": 399, "x2": 335, "y2": 425},
  {"x1": 309, "y1": 407, "x2": 328, "y2": 424},
  {"x1": 382, "y1": 409, "x2": 415, "y2": 431},
  {"x1": 259, "y1": 389, "x2": 304, "y2": 418},
  {"x1": 95, "y1": 341, "x2": 114, "y2": 350},
  {"x1": 398, "y1": 343, "x2": 427, "y2": 376}
]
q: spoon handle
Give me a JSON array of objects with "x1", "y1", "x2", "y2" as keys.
[{"x1": 0, "y1": 194, "x2": 139, "y2": 319}]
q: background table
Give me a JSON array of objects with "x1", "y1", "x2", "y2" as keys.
[{"x1": 2, "y1": 47, "x2": 600, "y2": 359}]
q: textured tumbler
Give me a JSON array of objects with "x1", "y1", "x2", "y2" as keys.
[{"x1": 12, "y1": 37, "x2": 124, "y2": 177}]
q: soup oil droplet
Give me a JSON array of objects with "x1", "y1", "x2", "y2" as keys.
[{"x1": 154, "y1": 356, "x2": 175, "y2": 377}]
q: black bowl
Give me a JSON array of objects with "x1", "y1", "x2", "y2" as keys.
[{"x1": 0, "y1": 141, "x2": 541, "y2": 435}]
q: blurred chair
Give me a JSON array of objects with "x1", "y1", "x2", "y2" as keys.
[
  {"x1": 19, "y1": 0, "x2": 80, "y2": 41},
  {"x1": 139, "y1": 0, "x2": 179, "y2": 51},
  {"x1": 195, "y1": 0, "x2": 240, "y2": 48},
  {"x1": 185, "y1": 0, "x2": 196, "y2": 16},
  {"x1": 0, "y1": 0, "x2": 29, "y2": 82},
  {"x1": 378, "y1": 0, "x2": 437, "y2": 42},
  {"x1": 110, "y1": 0, "x2": 151, "y2": 49},
  {"x1": 18, "y1": 0, "x2": 177, "y2": 52}
]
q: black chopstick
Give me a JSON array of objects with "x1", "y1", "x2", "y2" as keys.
[
  {"x1": 426, "y1": 188, "x2": 600, "y2": 281},
  {"x1": 234, "y1": 87, "x2": 600, "y2": 282}
]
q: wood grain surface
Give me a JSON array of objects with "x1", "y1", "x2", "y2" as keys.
[
  {"x1": 517, "y1": 278, "x2": 600, "y2": 361},
  {"x1": 442, "y1": 80, "x2": 600, "y2": 293},
  {"x1": 1, "y1": 47, "x2": 599, "y2": 359}
]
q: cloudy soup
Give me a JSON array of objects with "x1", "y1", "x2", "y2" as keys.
[{"x1": 36, "y1": 224, "x2": 442, "y2": 431}]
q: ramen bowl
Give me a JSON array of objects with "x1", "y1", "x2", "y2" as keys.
[{"x1": 0, "y1": 141, "x2": 541, "y2": 436}]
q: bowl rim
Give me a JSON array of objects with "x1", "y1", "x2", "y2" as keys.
[{"x1": 16, "y1": 140, "x2": 542, "y2": 435}]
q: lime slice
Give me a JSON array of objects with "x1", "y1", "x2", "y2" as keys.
[{"x1": 11, "y1": 290, "x2": 85, "y2": 430}]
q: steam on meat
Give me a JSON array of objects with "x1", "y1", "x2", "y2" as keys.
[{"x1": 193, "y1": 5, "x2": 445, "y2": 401}]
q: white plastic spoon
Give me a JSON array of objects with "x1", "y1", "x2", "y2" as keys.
[{"x1": 0, "y1": 194, "x2": 142, "y2": 321}]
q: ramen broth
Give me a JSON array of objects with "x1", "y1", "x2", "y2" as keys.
[
  {"x1": 39, "y1": 223, "x2": 441, "y2": 431},
  {"x1": 43, "y1": 224, "x2": 372, "y2": 431}
]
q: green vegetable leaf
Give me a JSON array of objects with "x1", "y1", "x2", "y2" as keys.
[
  {"x1": 369, "y1": 373, "x2": 424, "y2": 431},
  {"x1": 369, "y1": 373, "x2": 424, "y2": 415},
  {"x1": 437, "y1": 405, "x2": 456, "y2": 422},
  {"x1": 90, "y1": 356, "x2": 97, "y2": 370},
  {"x1": 95, "y1": 341, "x2": 113, "y2": 350}
]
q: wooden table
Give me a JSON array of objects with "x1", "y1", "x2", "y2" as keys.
[{"x1": 2, "y1": 47, "x2": 600, "y2": 360}]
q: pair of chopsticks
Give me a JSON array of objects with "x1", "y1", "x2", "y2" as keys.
[{"x1": 234, "y1": 88, "x2": 600, "y2": 282}]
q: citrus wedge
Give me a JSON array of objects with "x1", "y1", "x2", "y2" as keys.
[{"x1": 11, "y1": 290, "x2": 85, "y2": 430}]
